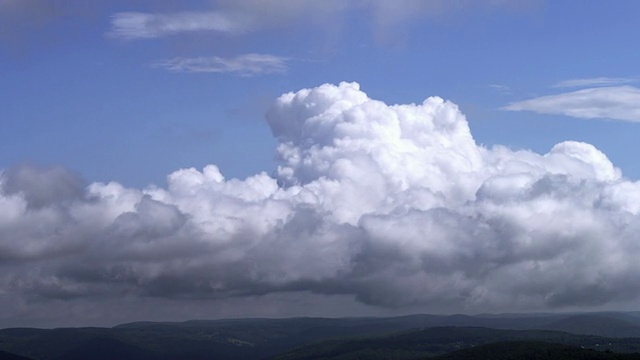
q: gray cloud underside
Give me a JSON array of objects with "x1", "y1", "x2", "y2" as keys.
[
  {"x1": 503, "y1": 85, "x2": 640, "y2": 122},
  {"x1": 2, "y1": 82, "x2": 640, "y2": 326}
]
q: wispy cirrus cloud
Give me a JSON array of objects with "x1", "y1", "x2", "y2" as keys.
[
  {"x1": 107, "y1": 11, "x2": 251, "y2": 40},
  {"x1": 105, "y1": 2, "x2": 343, "y2": 41},
  {"x1": 106, "y1": 1, "x2": 534, "y2": 42},
  {"x1": 152, "y1": 54, "x2": 288, "y2": 76},
  {"x1": 503, "y1": 86, "x2": 640, "y2": 122},
  {"x1": 488, "y1": 84, "x2": 512, "y2": 95},
  {"x1": 553, "y1": 76, "x2": 637, "y2": 88}
]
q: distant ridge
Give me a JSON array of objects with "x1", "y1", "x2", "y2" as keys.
[
  {"x1": 4, "y1": 313, "x2": 640, "y2": 360},
  {"x1": 272, "y1": 326, "x2": 640, "y2": 359},
  {"x1": 542, "y1": 314, "x2": 640, "y2": 338}
]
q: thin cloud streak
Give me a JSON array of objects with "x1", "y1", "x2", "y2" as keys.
[
  {"x1": 152, "y1": 54, "x2": 288, "y2": 76},
  {"x1": 553, "y1": 77, "x2": 637, "y2": 88},
  {"x1": 503, "y1": 86, "x2": 640, "y2": 122},
  {"x1": 489, "y1": 84, "x2": 511, "y2": 95},
  {"x1": 107, "y1": 11, "x2": 250, "y2": 40},
  {"x1": 106, "y1": 1, "x2": 534, "y2": 42}
]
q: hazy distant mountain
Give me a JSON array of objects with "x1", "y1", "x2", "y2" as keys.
[
  {"x1": 273, "y1": 326, "x2": 640, "y2": 360},
  {"x1": 3, "y1": 313, "x2": 640, "y2": 360},
  {"x1": 540, "y1": 314, "x2": 640, "y2": 338},
  {"x1": 0, "y1": 317, "x2": 426, "y2": 360}
]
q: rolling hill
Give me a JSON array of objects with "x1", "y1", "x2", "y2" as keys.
[{"x1": 2, "y1": 313, "x2": 640, "y2": 359}]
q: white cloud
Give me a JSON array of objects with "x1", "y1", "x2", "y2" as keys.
[
  {"x1": 553, "y1": 77, "x2": 637, "y2": 88},
  {"x1": 4, "y1": 82, "x2": 640, "y2": 326},
  {"x1": 107, "y1": 11, "x2": 251, "y2": 40},
  {"x1": 503, "y1": 86, "x2": 640, "y2": 122},
  {"x1": 105, "y1": 1, "x2": 345, "y2": 41},
  {"x1": 152, "y1": 54, "x2": 288, "y2": 76},
  {"x1": 106, "y1": 1, "x2": 533, "y2": 41}
]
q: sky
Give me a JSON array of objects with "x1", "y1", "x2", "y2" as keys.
[{"x1": 1, "y1": 0, "x2": 640, "y2": 328}]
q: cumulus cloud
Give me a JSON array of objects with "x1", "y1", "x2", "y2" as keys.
[
  {"x1": 503, "y1": 86, "x2": 640, "y2": 122},
  {"x1": 0, "y1": 164, "x2": 84, "y2": 209},
  {"x1": 152, "y1": 54, "x2": 288, "y2": 76},
  {"x1": 3, "y1": 82, "x2": 640, "y2": 326}
]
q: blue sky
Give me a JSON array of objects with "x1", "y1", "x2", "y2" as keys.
[
  {"x1": 3, "y1": 0, "x2": 640, "y2": 187},
  {"x1": 4, "y1": 1, "x2": 640, "y2": 327}
]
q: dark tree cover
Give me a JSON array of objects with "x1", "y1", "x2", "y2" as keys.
[
  {"x1": 0, "y1": 349, "x2": 32, "y2": 360},
  {"x1": 2, "y1": 313, "x2": 640, "y2": 360},
  {"x1": 434, "y1": 342, "x2": 640, "y2": 360},
  {"x1": 272, "y1": 327, "x2": 640, "y2": 360}
]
